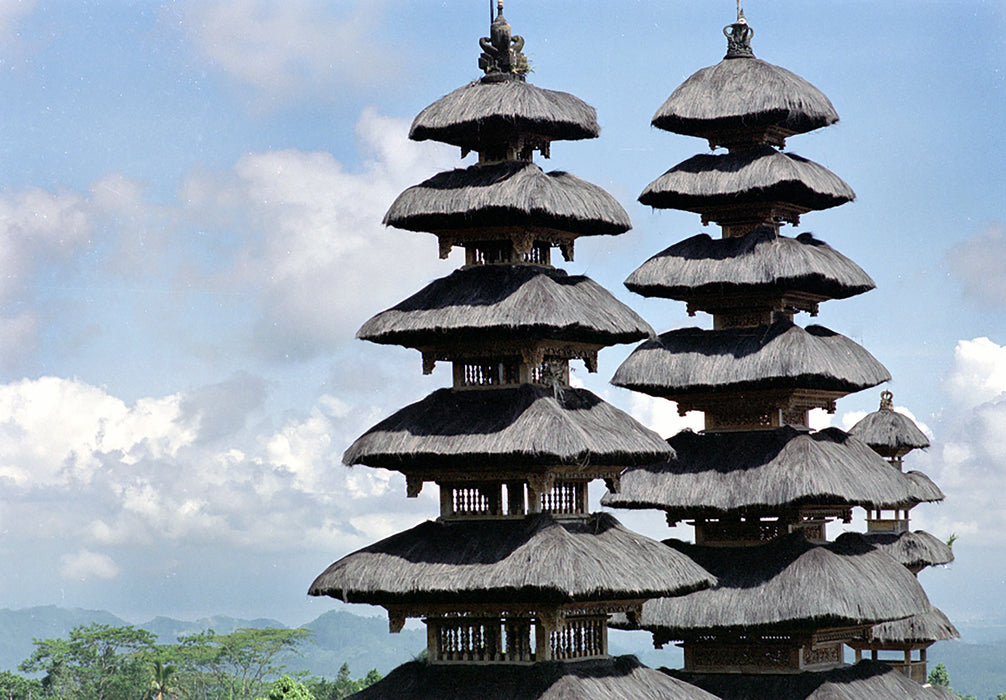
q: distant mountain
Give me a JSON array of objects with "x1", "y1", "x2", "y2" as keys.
[{"x1": 0, "y1": 606, "x2": 425, "y2": 679}]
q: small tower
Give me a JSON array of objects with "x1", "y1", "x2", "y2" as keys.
[
  {"x1": 308, "y1": 5, "x2": 717, "y2": 698},
  {"x1": 846, "y1": 391, "x2": 958, "y2": 682},
  {"x1": 603, "y1": 9, "x2": 952, "y2": 696}
]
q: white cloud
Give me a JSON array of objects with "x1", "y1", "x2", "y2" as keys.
[
  {"x1": 0, "y1": 0, "x2": 36, "y2": 55},
  {"x1": 946, "y1": 224, "x2": 1006, "y2": 308},
  {"x1": 182, "y1": 107, "x2": 459, "y2": 360},
  {"x1": 626, "y1": 393, "x2": 703, "y2": 439},
  {"x1": 943, "y1": 336, "x2": 1006, "y2": 411},
  {"x1": 60, "y1": 549, "x2": 121, "y2": 581},
  {"x1": 0, "y1": 374, "x2": 428, "y2": 561},
  {"x1": 176, "y1": 0, "x2": 398, "y2": 106},
  {"x1": 908, "y1": 337, "x2": 1006, "y2": 545}
]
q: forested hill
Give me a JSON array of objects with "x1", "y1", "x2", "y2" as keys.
[{"x1": 0, "y1": 606, "x2": 425, "y2": 678}]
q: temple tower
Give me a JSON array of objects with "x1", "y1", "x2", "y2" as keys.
[
  {"x1": 309, "y1": 4, "x2": 718, "y2": 698},
  {"x1": 603, "y1": 8, "x2": 954, "y2": 697},
  {"x1": 846, "y1": 391, "x2": 958, "y2": 682}
]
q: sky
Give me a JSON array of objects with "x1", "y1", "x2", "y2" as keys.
[{"x1": 0, "y1": 0, "x2": 1003, "y2": 640}]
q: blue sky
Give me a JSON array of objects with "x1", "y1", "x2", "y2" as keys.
[{"x1": 0, "y1": 0, "x2": 1003, "y2": 637}]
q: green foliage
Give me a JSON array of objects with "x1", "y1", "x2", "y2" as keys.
[
  {"x1": 19, "y1": 623, "x2": 156, "y2": 700},
  {"x1": 266, "y1": 674, "x2": 316, "y2": 699},
  {"x1": 143, "y1": 659, "x2": 180, "y2": 700},
  {"x1": 306, "y1": 663, "x2": 382, "y2": 700},
  {"x1": 928, "y1": 662, "x2": 950, "y2": 687},
  {"x1": 0, "y1": 670, "x2": 43, "y2": 700}
]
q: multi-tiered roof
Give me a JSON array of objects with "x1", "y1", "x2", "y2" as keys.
[
  {"x1": 603, "y1": 9, "x2": 951, "y2": 696},
  {"x1": 309, "y1": 4, "x2": 717, "y2": 698},
  {"x1": 846, "y1": 391, "x2": 958, "y2": 682}
]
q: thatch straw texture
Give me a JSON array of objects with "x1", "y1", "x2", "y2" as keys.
[
  {"x1": 349, "y1": 656, "x2": 720, "y2": 700},
  {"x1": 624, "y1": 227, "x2": 874, "y2": 301},
  {"x1": 863, "y1": 530, "x2": 954, "y2": 569},
  {"x1": 869, "y1": 605, "x2": 959, "y2": 645},
  {"x1": 344, "y1": 385, "x2": 673, "y2": 470},
  {"x1": 666, "y1": 660, "x2": 957, "y2": 700},
  {"x1": 358, "y1": 265, "x2": 652, "y2": 349},
  {"x1": 410, "y1": 78, "x2": 599, "y2": 149},
  {"x1": 904, "y1": 471, "x2": 946, "y2": 503},
  {"x1": 615, "y1": 533, "x2": 930, "y2": 634},
  {"x1": 384, "y1": 161, "x2": 631, "y2": 236},
  {"x1": 308, "y1": 513, "x2": 714, "y2": 605},
  {"x1": 652, "y1": 57, "x2": 838, "y2": 140},
  {"x1": 601, "y1": 427, "x2": 942, "y2": 516},
  {"x1": 638, "y1": 145, "x2": 854, "y2": 213},
  {"x1": 850, "y1": 406, "x2": 930, "y2": 452},
  {"x1": 611, "y1": 322, "x2": 890, "y2": 397}
]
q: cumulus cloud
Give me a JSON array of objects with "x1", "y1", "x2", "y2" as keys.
[
  {"x1": 181, "y1": 107, "x2": 459, "y2": 360},
  {"x1": 909, "y1": 337, "x2": 1006, "y2": 544},
  {"x1": 625, "y1": 393, "x2": 704, "y2": 439},
  {"x1": 60, "y1": 549, "x2": 121, "y2": 581},
  {"x1": 175, "y1": 0, "x2": 398, "y2": 106},
  {"x1": 0, "y1": 375, "x2": 431, "y2": 565},
  {"x1": 946, "y1": 224, "x2": 1006, "y2": 308}
]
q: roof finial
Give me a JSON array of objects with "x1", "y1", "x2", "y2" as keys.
[
  {"x1": 479, "y1": 0, "x2": 528, "y2": 81},
  {"x1": 724, "y1": 5, "x2": 755, "y2": 59},
  {"x1": 880, "y1": 390, "x2": 894, "y2": 410}
]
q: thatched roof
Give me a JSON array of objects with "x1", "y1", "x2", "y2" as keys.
[
  {"x1": 358, "y1": 264, "x2": 652, "y2": 349},
  {"x1": 863, "y1": 530, "x2": 954, "y2": 569},
  {"x1": 308, "y1": 513, "x2": 714, "y2": 606},
  {"x1": 849, "y1": 400, "x2": 930, "y2": 455},
  {"x1": 611, "y1": 322, "x2": 890, "y2": 398},
  {"x1": 409, "y1": 78, "x2": 599, "y2": 149},
  {"x1": 624, "y1": 226, "x2": 874, "y2": 302},
  {"x1": 666, "y1": 660, "x2": 957, "y2": 700},
  {"x1": 613, "y1": 532, "x2": 930, "y2": 635},
  {"x1": 638, "y1": 145, "x2": 854, "y2": 214},
  {"x1": 344, "y1": 385, "x2": 672, "y2": 471},
  {"x1": 601, "y1": 427, "x2": 943, "y2": 517},
  {"x1": 384, "y1": 161, "x2": 631, "y2": 236},
  {"x1": 868, "y1": 605, "x2": 959, "y2": 645},
  {"x1": 349, "y1": 656, "x2": 720, "y2": 700},
  {"x1": 651, "y1": 56, "x2": 838, "y2": 144}
]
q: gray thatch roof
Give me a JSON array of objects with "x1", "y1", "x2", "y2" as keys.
[
  {"x1": 638, "y1": 145, "x2": 854, "y2": 214},
  {"x1": 624, "y1": 226, "x2": 874, "y2": 302},
  {"x1": 666, "y1": 660, "x2": 956, "y2": 700},
  {"x1": 384, "y1": 161, "x2": 631, "y2": 236},
  {"x1": 652, "y1": 56, "x2": 838, "y2": 144},
  {"x1": 869, "y1": 605, "x2": 959, "y2": 645},
  {"x1": 601, "y1": 427, "x2": 943, "y2": 517},
  {"x1": 849, "y1": 402, "x2": 930, "y2": 455},
  {"x1": 410, "y1": 78, "x2": 599, "y2": 149},
  {"x1": 349, "y1": 656, "x2": 721, "y2": 700},
  {"x1": 344, "y1": 385, "x2": 672, "y2": 471},
  {"x1": 309, "y1": 513, "x2": 714, "y2": 606},
  {"x1": 614, "y1": 533, "x2": 930, "y2": 635},
  {"x1": 358, "y1": 264, "x2": 652, "y2": 349},
  {"x1": 863, "y1": 530, "x2": 954, "y2": 569},
  {"x1": 611, "y1": 322, "x2": 890, "y2": 398}
]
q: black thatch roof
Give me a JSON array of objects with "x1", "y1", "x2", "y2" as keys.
[
  {"x1": 638, "y1": 145, "x2": 854, "y2": 214},
  {"x1": 601, "y1": 427, "x2": 943, "y2": 516},
  {"x1": 358, "y1": 264, "x2": 652, "y2": 349},
  {"x1": 623, "y1": 226, "x2": 874, "y2": 302},
  {"x1": 309, "y1": 513, "x2": 714, "y2": 606},
  {"x1": 850, "y1": 402, "x2": 930, "y2": 454},
  {"x1": 863, "y1": 530, "x2": 954, "y2": 569},
  {"x1": 384, "y1": 161, "x2": 631, "y2": 236},
  {"x1": 349, "y1": 656, "x2": 720, "y2": 700},
  {"x1": 611, "y1": 322, "x2": 890, "y2": 398},
  {"x1": 651, "y1": 56, "x2": 838, "y2": 143},
  {"x1": 614, "y1": 533, "x2": 930, "y2": 635},
  {"x1": 666, "y1": 660, "x2": 957, "y2": 700},
  {"x1": 344, "y1": 384, "x2": 672, "y2": 471},
  {"x1": 409, "y1": 78, "x2": 599, "y2": 149},
  {"x1": 868, "y1": 605, "x2": 959, "y2": 645}
]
